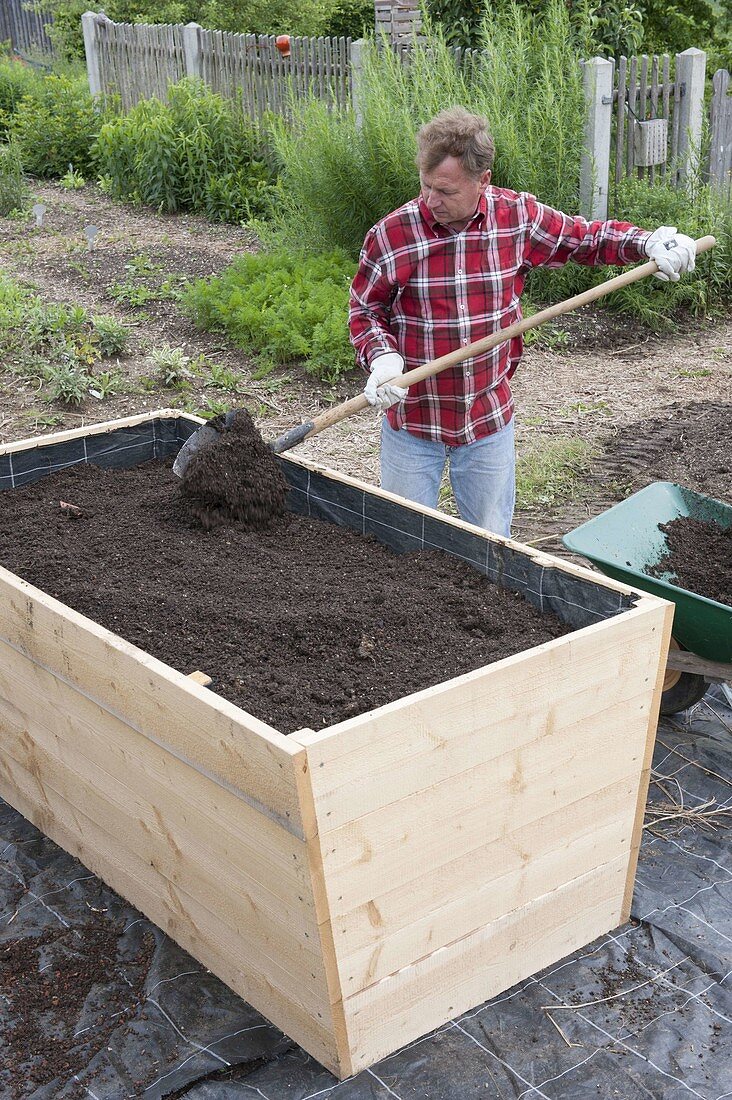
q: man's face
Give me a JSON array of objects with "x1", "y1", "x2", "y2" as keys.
[{"x1": 419, "y1": 155, "x2": 492, "y2": 229}]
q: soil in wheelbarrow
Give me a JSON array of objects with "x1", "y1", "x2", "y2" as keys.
[
  {"x1": 649, "y1": 516, "x2": 731, "y2": 606},
  {"x1": 0, "y1": 460, "x2": 573, "y2": 734}
]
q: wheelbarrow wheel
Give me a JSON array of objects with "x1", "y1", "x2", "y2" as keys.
[{"x1": 661, "y1": 638, "x2": 708, "y2": 715}]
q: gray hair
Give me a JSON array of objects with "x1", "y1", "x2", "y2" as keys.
[{"x1": 416, "y1": 106, "x2": 495, "y2": 176}]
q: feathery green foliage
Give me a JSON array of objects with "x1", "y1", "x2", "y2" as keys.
[
  {"x1": 0, "y1": 57, "x2": 45, "y2": 138},
  {"x1": 94, "y1": 79, "x2": 276, "y2": 220},
  {"x1": 181, "y1": 249, "x2": 356, "y2": 382}
]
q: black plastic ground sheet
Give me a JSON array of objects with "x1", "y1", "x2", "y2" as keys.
[{"x1": 1, "y1": 695, "x2": 730, "y2": 1099}]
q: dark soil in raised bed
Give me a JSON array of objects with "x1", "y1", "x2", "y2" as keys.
[
  {"x1": 0, "y1": 460, "x2": 573, "y2": 733},
  {"x1": 648, "y1": 515, "x2": 731, "y2": 606}
]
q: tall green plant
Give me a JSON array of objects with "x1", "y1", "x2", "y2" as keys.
[
  {"x1": 268, "y1": 1, "x2": 586, "y2": 258},
  {"x1": 94, "y1": 79, "x2": 276, "y2": 219},
  {"x1": 0, "y1": 141, "x2": 27, "y2": 215},
  {"x1": 9, "y1": 73, "x2": 102, "y2": 178}
]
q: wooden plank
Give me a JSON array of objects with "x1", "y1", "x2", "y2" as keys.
[
  {"x1": 314, "y1": 686, "x2": 656, "y2": 915},
  {"x1": 300, "y1": 602, "x2": 668, "y2": 828},
  {"x1": 650, "y1": 54, "x2": 659, "y2": 184},
  {"x1": 0, "y1": 407, "x2": 188, "y2": 457},
  {"x1": 638, "y1": 53, "x2": 648, "y2": 179},
  {"x1": 627, "y1": 54, "x2": 638, "y2": 176},
  {"x1": 616, "y1": 56, "x2": 627, "y2": 188},
  {"x1": 0, "y1": 772, "x2": 340, "y2": 1076},
  {"x1": 661, "y1": 54, "x2": 671, "y2": 180},
  {"x1": 621, "y1": 598, "x2": 673, "y2": 920},
  {"x1": 330, "y1": 772, "x2": 637, "y2": 958},
  {"x1": 336, "y1": 782, "x2": 636, "y2": 991},
  {"x1": 0, "y1": 566, "x2": 303, "y2": 833},
  {"x1": 344, "y1": 856, "x2": 628, "y2": 1073},
  {"x1": 0, "y1": 641, "x2": 310, "y2": 901},
  {"x1": 294, "y1": 731, "x2": 353, "y2": 1078},
  {"x1": 0, "y1": 730, "x2": 326, "y2": 1007}
]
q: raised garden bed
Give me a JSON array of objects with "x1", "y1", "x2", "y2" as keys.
[{"x1": 0, "y1": 411, "x2": 672, "y2": 1078}]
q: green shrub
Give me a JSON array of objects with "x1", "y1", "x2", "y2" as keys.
[
  {"x1": 94, "y1": 78, "x2": 276, "y2": 220},
  {"x1": 0, "y1": 141, "x2": 27, "y2": 215},
  {"x1": 0, "y1": 57, "x2": 44, "y2": 138},
  {"x1": 182, "y1": 249, "x2": 356, "y2": 382},
  {"x1": 9, "y1": 73, "x2": 103, "y2": 178}
]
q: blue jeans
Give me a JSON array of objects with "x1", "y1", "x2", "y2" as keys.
[{"x1": 380, "y1": 418, "x2": 516, "y2": 537}]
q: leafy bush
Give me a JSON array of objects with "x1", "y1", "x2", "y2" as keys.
[
  {"x1": 181, "y1": 249, "x2": 356, "y2": 382},
  {"x1": 0, "y1": 57, "x2": 45, "y2": 138},
  {"x1": 9, "y1": 73, "x2": 103, "y2": 178},
  {"x1": 0, "y1": 141, "x2": 27, "y2": 215},
  {"x1": 94, "y1": 78, "x2": 276, "y2": 220},
  {"x1": 91, "y1": 315, "x2": 130, "y2": 356}
]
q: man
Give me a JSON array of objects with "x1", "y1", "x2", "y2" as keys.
[{"x1": 348, "y1": 106, "x2": 696, "y2": 537}]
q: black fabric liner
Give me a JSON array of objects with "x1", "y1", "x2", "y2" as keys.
[{"x1": 3, "y1": 417, "x2": 730, "y2": 1100}]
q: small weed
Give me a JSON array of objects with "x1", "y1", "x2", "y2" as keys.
[
  {"x1": 198, "y1": 397, "x2": 233, "y2": 418},
  {"x1": 525, "y1": 325, "x2": 570, "y2": 351},
  {"x1": 523, "y1": 415, "x2": 547, "y2": 427},
  {"x1": 561, "y1": 399, "x2": 612, "y2": 416},
  {"x1": 91, "y1": 314, "x2": 129, "y2": 357},
  {"x1": 60, "y1": 164, "x2": 85, "y2": 190},
  {"x1": 677, "y1": 368, "x2": 712, "y2": 378},
  {"x1": 88, "y1": 369, "x2": 125, "y2": 399},
  {"x1": 42, "y1": 363, "x2": 91, "y2": 406},
  {"x1": 208, "y1": 363, "x2": 241, "y2": 391},
  {"x1": 151, "y1": 344, "x2": 192, "y2": 388},
  {"x1": 137, "y1": 374, "x2": 158, "y2": 392},
  {"x1": 25, "y1": 411, "x2": 64, "y2": 431}
]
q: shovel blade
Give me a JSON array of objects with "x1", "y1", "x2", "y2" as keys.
[{"x1": 172, "y1": 421, "x2": 223, "y2": 478}]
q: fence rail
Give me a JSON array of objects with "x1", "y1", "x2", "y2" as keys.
[{"x1": 0, "y1": 0, "x2": 54, "y2": 61}]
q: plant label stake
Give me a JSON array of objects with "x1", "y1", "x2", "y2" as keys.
[
  {"x1": 32, "y1": 203, "x2": 47, "y2": 228},
  {"x1": 84, "y1": 225, "x2": 99, "y2": 252}
]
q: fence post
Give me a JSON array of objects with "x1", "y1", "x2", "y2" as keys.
[
  {"x1": 675, "y1": 47, "x2": 706, "y2": 185},
  {"x1": 82, "y1": 11, "x2": 109, "y2": 97},
  {"x1": 351, "y1": 38, "x2": 365, "y2": 127},
  {"x1": 579, "y1": 57, "x2": 614, "y2": 221},
  {"x1": 183, "y1": 22, "x2": 202, "y2": 79}
]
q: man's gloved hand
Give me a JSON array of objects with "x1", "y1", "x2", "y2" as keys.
[
  {"x1": 364, "y1": 352, "x2": 407, "y2": 411},
  {"x1": 645, "y1": 226, "x2": 696, "y2": 282}
]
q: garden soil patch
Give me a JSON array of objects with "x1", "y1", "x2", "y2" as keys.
[
  {"x1": 649, "y1": 515, "x2": 731, "y2": 606},
  {"x1": 0, "y1": 460, "x2": 571, "y2": 734}
]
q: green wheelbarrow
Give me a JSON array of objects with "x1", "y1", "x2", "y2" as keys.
[{"x1": 563, "y1": 482, "x2": 732, "y2": 715}]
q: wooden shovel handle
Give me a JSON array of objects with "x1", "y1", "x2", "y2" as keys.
[{"x1": 302, "y1": 234, "x2": 716, "y2": 441}]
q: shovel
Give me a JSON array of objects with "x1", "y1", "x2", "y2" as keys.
[{"x1": 173, "y1": 234, "x2": 716, "y2": 478}]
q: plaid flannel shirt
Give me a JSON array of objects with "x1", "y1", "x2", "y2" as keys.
[{"x1": 349, "y1": 186, "x2": 650, "y2": 445}]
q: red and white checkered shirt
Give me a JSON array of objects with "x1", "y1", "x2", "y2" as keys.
[{"x1": 349, "y1": 186, "x2": 650, "y2": 445}]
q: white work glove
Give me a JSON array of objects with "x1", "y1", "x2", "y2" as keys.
[
  {"x1": 364, "y1": 352, "x2": 407, "y2": 411},
  {"x1": 645, "y1": 226, "x2": 696, "y2": 282}
]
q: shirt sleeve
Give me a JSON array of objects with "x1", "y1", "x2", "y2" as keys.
[
  {"x1": 348, "y1": 226, "x2": 401, "y2": 371},
  {"x1": 521, "y1": 194, "x2": 651, "y2": 270}
]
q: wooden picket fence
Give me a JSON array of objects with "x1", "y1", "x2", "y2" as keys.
[
  {"x1": 0, "y1": 0, "x2": 54, "y2": 62},
  {"x1": 709, "y1": 68, "x2": 732, "y2": 200},
  {"x1": 88, "y1": 14, "x2": 351, "y2": 118}
]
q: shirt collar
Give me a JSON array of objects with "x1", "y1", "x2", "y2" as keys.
[{"x1": 418, "y1": 189, "x2": 489, "y2": 233}]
